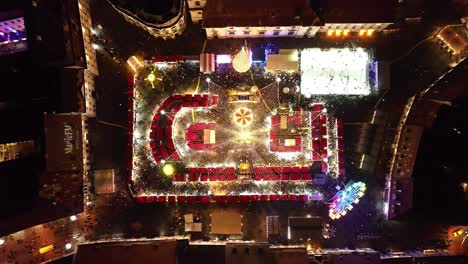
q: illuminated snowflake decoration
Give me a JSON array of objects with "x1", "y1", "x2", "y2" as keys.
[
  {"x1": 329, "y1": 181, "x2": 366, "y2": 220},
  {"x1": 232, "y1": 47, "x2": 251, "y2": 73},
  {"x1": 233, "y1": 107, "x2": 253, "y2": 127}
]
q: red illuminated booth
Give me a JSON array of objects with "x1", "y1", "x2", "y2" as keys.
[
  {"x1": 136, "y1": 193, "x2": 310, "y2": 204},
  {"x1": 310, "y1": 104, "x2": 328, "y2": 162},
  {"x1": 149, "y1": 94, "x2": 218, "y2": 164},
  {"x1": 269, "y1": 112, "x2": 303, "y2": 153},
  {"x1": 185, "y1": 122, "x2": 216, "y2": 151},
  {"x1": 252, "y1": 166, "x2": 313, "y2": 181}
]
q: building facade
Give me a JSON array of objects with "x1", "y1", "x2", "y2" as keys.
[
  {"x1": 383, "y1": 94, "x2": 422, "y2": 220},
  {"x1": 78, "y1": 0, "x2": 98, "y2": 116},
  {"x1": 188, "y1": 0, "x2": 206, "y2": 24},
  {"x1": 202, "y1": 0, "x2": 319, "y2": 39},
  {"x1": 107, "y1": 0, "x2": 187, "y2": 39},
  {"x1": 0, "y1": 141, "x2": 35, "y2": 163},
  {"x1": 386, "y1": 125, "x2": 423, "y2": 219},
  {"x1": 44, "y1": 113, "x2": 89, "y2": 173},
  {"x1": 314, "y1": 0, "x2": 395, "y2": 35},
  {"x1": 200, "y1": 0, "x2": 399, "y2": 39}
]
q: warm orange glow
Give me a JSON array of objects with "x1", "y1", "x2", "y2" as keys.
[
  {"x1": 452, "y1": 229, "x2": 464, "y2": 237},
  {"x1": 127, "y1": 56, "x2": 144, "y2": 73},
  {"x1": 359, "y1": 29, "x2": 366, "y2": 37},
  {"x1": 343, "y1": 30, "x2": 350, "y2": 37},
  {"x1": 327, "y1": 30, "x2": 334, "y2": 37},
  {"x1": 239, "y1": 163, "x2": 250, "y2": 170},
  {"x1": 335, "y1": 29, "x2": 342, "y2": 37},
  {"x1": 39, "y1": 244, "x2": 54, "y2": 254},
  {"x1": 367, "y1": 29, "x2": 375, "y2": 36}
]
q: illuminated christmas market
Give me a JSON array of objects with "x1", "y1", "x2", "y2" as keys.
[{"x1": 128, "y1": 46, "x2": 354, "y2": 203}]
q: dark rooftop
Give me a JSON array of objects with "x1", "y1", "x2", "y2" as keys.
[
  {"x1": 74, "y1": 240, "x2": 178, "y2": 264},
  {"x1": 202, "y1": 0, "x2": 318, "y2": 27},
  {"x1": 319, "y1": 0, "x2": 397, "y2": 24},
  {"x1": 107, "y1": 0, "x2": 182, "y2": 25}
]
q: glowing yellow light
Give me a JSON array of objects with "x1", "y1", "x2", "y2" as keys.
[
  {"x1": 127, "y1": 56, "x2": 144, "y2": 73},
  {"x1": 359, "y1": 154, "x2": 365, "y2": 168},
  {"x1": 335, "y1": 29, "x2": 342, "y2": 36},
  {"x1": 162, "y1": 164, "x2": 175, "y2": 176},
  {"x1": 343, "y1": 29, "x2": 350, "y2": 37},
  {"x1": 232, "y1": 47, "x2": 251, "y2": 73},
  {"x1": 289, "y1": 50, "x2": 299, "y2": 61},
  {"x1": 453, "y1": 229, "x2": 463, "y2": 237},
  {"x1": 145, "y1": 70, "x2": 162, "y2": 88},
  {"x1": 327, "y1": 30, "x2": 334, "y2": 37},
  {"x1": 359, "y1": 29, "x2": 366, "y2": 37},
  {"x1": 239, "y1": 131, "x2": 251, "y2": 139},
  {"x1": 237, "y1": 130, "x2": 254, "y2": 144},
  {"x1": 39, "y1": 244, "x2": 55, "y2": 254},
  {"x1": 147, "y1": 73, "x2": 156, "y2": 82},
  {"x1": 239, "y1": 163, "x2": 250, "y2": 170},
  {"x1": 367, "y1": 29, "x2": 375, "y2": 36}
]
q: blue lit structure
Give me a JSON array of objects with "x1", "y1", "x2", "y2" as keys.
[{"x1": 329, "y1": 181, "x2": 366, "y2": 220}]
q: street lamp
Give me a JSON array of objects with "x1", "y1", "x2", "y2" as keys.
[
  {"x1": 70, "y1": 215, "x2": 77, "y2": 221},
  {"x1": 65, "y1": 243, "x2": 72, "y2": 250}
]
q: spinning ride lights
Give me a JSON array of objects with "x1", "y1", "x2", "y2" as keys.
[
  {"x1": 234, "y1": 107, "x2": 253, "y2": 127},
  {"x1": 329, "y1": 181, "x2": 366, "y2": 220},
  {"x1": 232, "y1": 47, "x2": 251, "y2": 73}
]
